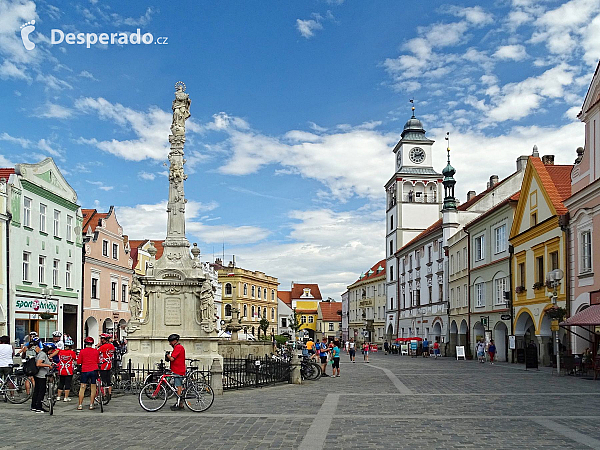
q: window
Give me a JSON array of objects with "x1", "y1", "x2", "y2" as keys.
[
  {"x1": 464, "y1": 284, "x2": 468, "y2": 307},
  {"x1": 390, "y1": 297, "x2": 394, "y2": 310},
  {"x1": 329, "y1": 322, "x2": 334, "y2": 331},
  {"x1": 91, "y1": 277, "x2": 98, "y2": 299},
  {"x1": 495, "y1": 277, "x2": 507, "y2": 305},
  {"x1": 38, "y1": 256, "x2": 46, "y2": 284},
  {"x1": 271, "y1": 308, "x2": 274, "y2": 320},
  {"x1": 24, "y1": 197, "x2": 32, "y2": 227},
  {"x1": 301, "y1": 315, "x2": 307, "y2": 324},
  {"x1": 463, "y1": 248, "x2": 467, "y2": 270},
  {"x1": 23, "y1": 252, "x2": 30, "y2": 281},
  {"x1": 536, "y1": 256, "x2": 544, "y2": 284},
  {"x1": 243, "y1": 284, "x2": 248, "y2": 296},
  {"x1": 111, "y1": 282, "x2": 117, "y2": 301},
  {"x1": 475, "y1": 235, "x2": 485, "y2": 261},
  {"x1": 122, "y1": 284, "x2": 127, "y2": 302},
  {"x1": 251, "y1": 305, "x2": 255, "y2": 317},
  {"x1": 450, "y1": 288, "x2": 454, "y2": 308},
  {"x1": 53, "y1": 210, "x2": 60, "y2": 237},
  {"x1": 225, "y1": 304, "x2": 232, "y2": 317},
  {"x1": 66, "y1": 215, "x2": 73, "y2": 241},
  {"x1": 518, "y1": 263, "x2": 526, "y2": 288},
  {"x1": 112, "y1": 243, "x2": 118, "y2": 259},
  {"x1": 65, "y1": 262, "x2": 72, "y2": 288},
  {"x1": 53, "y1": 260, "x2": 59, "y2": 286},
  {"x1": 530, "y1": 212, "x2": 537, "y2": 227},
  {"x1": 428, "y1": 286, "x2": 432, "y2": 303},
  {"x1": 281, "y1": 317, "x2": 287, "y2": 328},
  {"x1": 251, "y1": 285, "x2": 255, "y2": 298},
  {"x1": 389, "y1": 265, "x2": 394, "y2": 282},
  {"x1": 581, "y1": 231, "x2": 592, "y2": 272},
  {"x1": 456, "y1": 252, "x2": 460, "y2": 272},
  {"x1": 390, "y1": 240, "x2": 394, "y2": 256},
  {"x1": 415, "y1": 289, "x2": 421, "y2": 306},
  {"x1": 439, "y1": 284, "x2": 443, "y2": 302},
  {"x1": 257, "y1": 307, "x2": 261, "y2": 318},
  {"x1": 243, "y1": 304, "x2": 247, "y2": 317},
  {"x1": 550, "y1": 251, "x2": 559, "y2": 271},
  {"x1": 456, "y1": 286, "x2": 460, "y2": 308},
  {"x1": 476, "y1": 282, "x2": 485, "y2": 307},
  {"x1": 224, "y1": 283, "x2": 232, "y2": 296},
  {"x1": 494, "y1": 225, "x2": 507, "y2": 253},
  {"x1": 102, "y1": 240, "x2": 108, "y2": 257},
  {"x1": 258, "y1": 287, "x2": 261, "y2": 299},
  {"x1": 271, "y1": 289, "x2": 275, "y2": 301},
  {"x1": 308, "y1": 315, "x2": 314, "y2": 323},
  {"x1": 450, "y1": 255, "x2": 454, "y2": 274},
  {"x1": 39, "y1": 204, "x2": 47, "y2": 232},
  {"x1": 264, "y1": 288, "x2": 267, "y2": 299}
]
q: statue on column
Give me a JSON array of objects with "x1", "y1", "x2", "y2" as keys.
[
  {"x1": 170, "y1": 81, "x2": 191, "y2": 138},
  {"x1": 129, "y1": 277, "x2": 143, "y2": 320}
]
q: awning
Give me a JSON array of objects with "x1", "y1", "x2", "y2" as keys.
[
  {"x1": 394, "y1": 337, "x2": 423, "y2": 342},
  {"x1": 560, "y1": 305, "x2": 600, "y2": 327}
]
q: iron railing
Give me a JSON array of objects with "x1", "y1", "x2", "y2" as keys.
[{"x1": 222, "y1": 356, "x2": 291, "y2": 390}]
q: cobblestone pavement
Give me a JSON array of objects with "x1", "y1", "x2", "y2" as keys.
[{"x1": 2, "y1": 354, "x2": 600, "y2": 449}]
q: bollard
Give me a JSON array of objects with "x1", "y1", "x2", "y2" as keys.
[
  {"x1": 210, "y1": 358, "x2": 224, "y2": 395},
  {"x1": 291, "y1": 353, "x2": 302, "y2": 385}
]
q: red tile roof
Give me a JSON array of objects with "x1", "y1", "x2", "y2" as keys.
[
  {"x1": 278, "y1": 290, "x2": 291, "y2": 306},
  {"x1": 530, "y1": 158, "x2": 573, "y2": 215},
  {"x1": 0, "y1": 168, "x2": 14, "y2": 181},
  {"x1": 395, "y1": 218, "x2": 443, "y2": 256},
  {"x1": 291, "y1": 283, "x2": 322, "y2": 300},
  {"x1": 127, "y1": 239, "x2": 165, "y2": 261},
  {"x1": 128, "y1": 239, "x2": 149, "y2": 249},
  {"x1": 82, "y1": 209, "x2": 108, "y2": 233},
  {"x1": 319, "y1": 302, "x2": 342, "y2": 321},
  {"x1": 353, "y1": 259, "x2": 386, "y2": 284}
]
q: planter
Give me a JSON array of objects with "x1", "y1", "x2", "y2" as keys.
[
  {"x1": 515, "y1": 286, "x2": 526, "y2": 294},
  {"x1": 532, "y1": 282, "x2": 544, "y2": 290}
]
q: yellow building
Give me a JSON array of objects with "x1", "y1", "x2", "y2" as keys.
[
  {"x1": 289, "y1": 283, "x2": 322, "y2": 340},
  {"x1": 215, "y1": 260, "x2": 278, "y2": 337},
  {"x1": 509, "y1": 154, "x2": 572, "y2": 366}
]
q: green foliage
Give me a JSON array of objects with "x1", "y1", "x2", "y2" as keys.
[
  {"x1": 288, "y1": 308, "x2": 302, "y2": 333},
  {"x1": 259, "y1": 317, "x2": 270, "y2": 335},
  {"x1": 274, "y1": 335, "x2": 288, "y2": 346},
  {"x1": 545, "y1": 306, "x2": 567, "y2": 321}
]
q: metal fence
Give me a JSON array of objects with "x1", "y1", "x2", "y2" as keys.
[{"x1": 222, "y1": 355, "x2": 291, "y2": 390}]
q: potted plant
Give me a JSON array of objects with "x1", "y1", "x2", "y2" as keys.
[
  {"x1": 515, "y1": 286, "x2": 526, "y2": 294},
  {"x1": 40, "y1": 313, "x2": 53, "y2": 320},
  {"x1": 532, "y1": 281, "x2": 545, "y2": 290},
  {"x1": 544, "y1": 306, "x2": 567, "y2": 322}
]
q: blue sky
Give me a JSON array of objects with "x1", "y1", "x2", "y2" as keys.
[{"x1": 0, "y1": 0, "x2": 599, "y2": 300}]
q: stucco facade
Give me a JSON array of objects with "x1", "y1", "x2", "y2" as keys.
[
  {"x1": 348, "y1": 260, "x2": 386, "y2": 345},
  {"x1": 0, "y1": 175, "x2": 8, "y2": 337},
  {"x1": 447, "y1": 228, "x2": 469, "y2": 357}
]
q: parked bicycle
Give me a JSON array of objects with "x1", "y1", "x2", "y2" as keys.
[
  {"x1": 0, "y1": 364, "x2": 32, "y2": 404},
  {"x1": 42, "y1": 368, "x2": 57, "y2": 415},
  {"x1": 94, "y1": 369, "x2": 110, "y2": 413}
]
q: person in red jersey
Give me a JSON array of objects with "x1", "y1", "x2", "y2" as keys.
[
  {"x1": 77, "y1": 336, "x2": 100, "y2": 411},
  {"x1": 98, "y1": 333, "x2": 115, "y2": 399},
  {"x1": 165, "y1": 334, "x2": 185, "y2": 411},
  {"x1": 56, "y1": 337, "x2": 77, "y2": 402}
]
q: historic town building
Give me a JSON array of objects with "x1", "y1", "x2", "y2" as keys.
[
  {"x1": 0, "y1": 171, "x2": 9, "y2": 337},
  {"x1": 82, "y1": 207, "x2": 132, "y2": 342},
  {"x1": 385, "y1": 110, "x2": 443, "y2": 340},
  {"x1": 509, "y1": 152, "x2": 572, "y2": 366},
  {"x1": 341, "y1": 290, "x2": 349, "y2": 342},
  {"x1": 215, "y1": 259, "x2": 278, "y2": 338},
  {"x1": 348, "y1": 260, "x2": 386, "y2": 344},
  {"x1": 447, "y1": 226, "x2": 469, "y2": 357},
  {"x1": 565, "y1": 62, "x2": 600, "y2": 353},
  {"x1": 289, "y1": 282, "x2": 322, "y2": 340},
  {"x1": 5, "y1": 159, "x2": 83, "y2": 346},
  {"x1": 317, "y1": 301, "x2": 342, "y2": 342},
  {"x1": 277, "y1": 290, "x2": 293, "y2": 337}
]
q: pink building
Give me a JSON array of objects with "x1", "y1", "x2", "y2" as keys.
[
  {"x1": 82, "y1": 207, "x2": 132, "y2": 343},
  {"x1": 566, "y1": 62, "x2": 600, "y2": 353}
]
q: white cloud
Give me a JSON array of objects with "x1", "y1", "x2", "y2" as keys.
[
  {"x1": 87, "y1": 180, "x2": 113, "y2": 191},
  {"x1": 33, "y1": 102, "x2": 74, "y2": 119},
  {"x1": 296, "y1": 18, "x2": 323, "y2": 38},
  {"x1": 78, "y1": 70, "x2": 98, "y2": 81},
  {"x1": 0, "y1": 132, "x2": 31, "y2": 148},
  {"x1": 493, "y1": 44, "x2": 528, "y2": 61},
  {"x1": 0, "y1": 60, "x2": 30, "y2": 81},
  {"x1": 138, "y1": 171, "x2": 156, "y2": 181},
  {"x1": 37, "y1": 138, "x2": 63, "y2": 158},
  {"x1": 446, "y1": 6, "x2": 493, "y2": 26}
]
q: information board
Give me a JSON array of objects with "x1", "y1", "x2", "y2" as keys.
[
  {"x1": 456, "y1": 346, "x2": 466, "y2": 360},
  {"x1": 508, "y1": 335, "x2": 516, "y2": 350}
]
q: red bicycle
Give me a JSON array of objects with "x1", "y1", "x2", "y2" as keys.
[{"x1": 138, "y1": 369, "x2": 213, "y2": 412}]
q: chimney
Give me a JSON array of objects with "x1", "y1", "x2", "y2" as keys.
[
  {"x1": 215, "y1": 257, "x2": 222, "y2": 266},
  {"x1": 516, "y1": 155, "x2": 528, "y2": 172},
  {"x1": 542, "y1": 155, "x2": 555, "y2": 165},
  {"x1": 467, "y1": 190, "x2": 476, "y2": 202},
  {"x1": 489, "y1": 175, "x2": 499, "y2": 188}
]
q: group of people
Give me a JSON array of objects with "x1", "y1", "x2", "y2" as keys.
[
  {"x1": 304, "y1": 338, "x2": 342, "y2": 377},
  {"x1": 475, "y1": 339, "x2": 496, "y2": 364}
]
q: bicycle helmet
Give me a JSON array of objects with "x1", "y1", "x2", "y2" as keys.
[
  {"x1": 29, "y1": 331, "x2": 38, "y2": 336},
  {"x1": 84, "y1": 336, "x2": 94, "y2": 345},
  {"x1": 42, "y1": 342, "x2": 56, "y2": 351},
  {"x1": 99, "y1": 333, "x2": 111, "y2": 340},
  {"x1": 64, "y1": 337, "x2": 74, "y2": 346},
  {"x1": 29, "y1": 337, "x2": 40, "y2": 346},
  {"x1": 52, "y1": 331, "x2": 62, "y2": 337},
  {"x1": 167, "y1": 333, "x2": 180, "y2": 342}
]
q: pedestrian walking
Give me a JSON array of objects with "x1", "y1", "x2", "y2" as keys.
[
  {"x1": 488, "y1": 340, "x2": 496, "y2": 365},
  {"x1": 422, "y1": 338, "x2": 429, "y2": 357},
  {"x1": 363, "y1": 342, "x2": 370, "y2": 363},
  {"x1": 383, "y1": 341, "x2": 389, "y2": 355},
  {"x1": 348, "y1": 338, "x2": 356, "y2": 362},
  {"x1": 31, "y1": 341, "x2": 54, "y2": 413},
  {"x1": 57, "y1": 337, "x2": 76, "y2": 402},
  {"x1": 476, "y1": 340, "x2": 486, "y2": 363},
  {"x1": 433, "y1": 339, "x2": 440, "y2": 359},
  {"x1": 331, "y1": 340, "x2": 341, "y2": 377},
  {"x1": 165, "y1": 334, "x2": 185, "y2": 410},
  {"x1": 345, "y1": 340, "x2": 349, "y2": 354},
  {"x1": 77, "y1": 336, "x2": 100, "y2": 411}
]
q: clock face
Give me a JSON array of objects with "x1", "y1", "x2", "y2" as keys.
[{"x1": 409, "y1": 147, "x2": 426, "y2": 164}]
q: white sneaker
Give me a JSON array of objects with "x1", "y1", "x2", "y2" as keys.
[{"x1": 64, "y1": 397, "x2": 72, "y2": 402}]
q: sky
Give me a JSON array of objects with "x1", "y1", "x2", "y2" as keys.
[{"x1": 0, "y1": 0, "x2": 598, "y2": 301}]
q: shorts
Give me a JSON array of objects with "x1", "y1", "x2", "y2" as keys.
[
  {"x1": 434, "y1": 349, "x2": 440, "y2": 355},
  {"x1": 0, "y1": 367, "x2": 11, "y2": 378},
  {"x1": 320, "y1": 355, "x2": 328, "y2": 364},
  {"x1": 349, "y1": 349, "x2": 356, "y2": 357},
  {"x1": 99, "y1": 370, "x2": 112, "y2": 386},
  {"x1": 57, "y1": 374, "x2": 73, "y2": 390},
  {"x1": 308, "y1": 349, "x2": 315, "y2": 355},
  {"x1": 364, "y1": 351, "x2": 369, "y2": 355},
  {"x1": 477, "y1": 351, "x2": 484, "y2": 357},
  {"x1": 332, "y1": 357, "x2": 340, "y2": 369},
  {"x1": 79, "y1": 370, "x2": 97, "y2": 385},
  {"x1": 172, "y1": 375, "x2": 184, "y2": 387}
]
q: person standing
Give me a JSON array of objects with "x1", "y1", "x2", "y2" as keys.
[
  {"x1": 348, "y1": 338, "x2": 356, "y2": 363},
  {"x1": 57, "y1": 337, "x2": 76, "y2": 402},
  {"x1": 306, "y1": 339, "x2": 315, "y2": 360},
  {"x1": 0, "y1": 335, "x2": 14, "y2": 384},
  {"x1": 98, "y1": 334, "x2": 115, "y2": 399},
  {"x1": 422, "y1": 338, "x2": 429, "y2": 357},
  {"x1": 77, "y1": 337, "x2": 100, "y2": 410},
  {"x1": 383, "y1": 341, "x2": 389, "y2": 355},
  {"x1": 331, "y1": 341, "x2": 341, "y2": 377},
  {"x1": 52, "y1": 331, "x2": 64, "y2": 350},
  {"x1": 31, "y1": 342, "x2": 54, "y2": 413},
  {"x1": 488, "y1": 340, "x2": 496, "y2": 365},
  {"x1": 363, "y1": 342, "x2": 370, "y2": 363},
  {"x1": 476, "y1": 340, "x2": 486, "y2": 363},
  {"x1": 319, "y1": 339, "x2": 330, "y2": 376},
  {"x1": 165, "y1": 334, "x2": 185, "y2": 410}
]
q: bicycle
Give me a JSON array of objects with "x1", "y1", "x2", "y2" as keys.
[
  {"x1": 0, "y1": 364, "x2": 32, "y2": 404},
  {"x1": 42, "y1": 369, "x2": 57, "y2": 415},
  {"x1": 93, "y1": 370, "x2": 110, "y2": 412},
  {"x1": 144, "y1": 359, "x2": 207, "y2": 399},
  {"x1": 138, "y1": 369, "x2": 214, "y2": 413}
]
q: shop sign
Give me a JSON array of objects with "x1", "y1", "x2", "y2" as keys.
[
  {"x1": 15, "y1": 298, "x2": 58, "y2": 314},
  {"x1": 500, "y1": 314, "x2": 511, "y2": 320}
]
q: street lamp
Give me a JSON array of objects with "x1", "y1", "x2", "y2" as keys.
[{"x1": 546, "y1": 268, "x2": 564, "y2": 375}]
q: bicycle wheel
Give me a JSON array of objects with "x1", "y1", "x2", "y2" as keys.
[
  {"x1": 187, "y1": 370, "x2": 207, "y2": 384},
  {"x1": 98, "y1": 384, "x2": 103, "y2": 413},
  {"x1": 102, "y1": 386, "x2": 111, "y2": 405},
  {"x1": 307, "y1": 363, "x2": 321, "y2": 380},
  {"x1": 183, "y1": 381, "x2": 214, "y2": 412},
  {"x1": 139, "y1": 382, "x2": 167, "y2": 412},
  {"x1": 5, "y1": 375, "x2": 32, "y2": 404}
]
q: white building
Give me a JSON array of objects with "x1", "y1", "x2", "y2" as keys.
[
  {"x1": 277, "y1": 291, "x2": 293, "y2": 336},
  {"x1": 341, "y1": 290, "x2": 349, "y2": 341},
  {"x1": 6, "y1": 158, "x2": 83, "y2": 346},
  {"x1": 0, "y1": 173, "x2": 9, "y2": 336}
]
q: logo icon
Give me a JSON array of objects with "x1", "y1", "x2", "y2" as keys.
[{"x1": 20, "y1": 20, "x2": 36, "y2": 51}]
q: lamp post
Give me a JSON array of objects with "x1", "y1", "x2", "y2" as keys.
[{"x1": 546, "y1": 268, "x2": 564, "y2": 375}]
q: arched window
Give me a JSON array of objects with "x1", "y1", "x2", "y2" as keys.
[
  {"x1": 243, "y1": 283, "x2": 248, "y2": 296},
  {"x1": 271, "y1": 289, "x2": 275, "y2": 301},
  {"x1": 251, "y1": 285, "x2": 255, "y2": 298},
  {"x1": 251, "y1": 305, "x2": 255, "y2": 317},
  {"x1": 258, "y1": 287, "x2": 261, "y2": 299},
  {"x1": 224, "y1": 283, "x2": 232, "y2": 296},
  {"x1": 264, "y1": 288, "x2": 267, "y2": 299},
  {"x1": 225, "y1": 304, "x2": 232, "y2": 317},
  {"x1": 243, "y1": 304, "x2": 247, "y2": 317},
  {"x1": 271, "y1": 307, "x2": 274, "y2": 319}
]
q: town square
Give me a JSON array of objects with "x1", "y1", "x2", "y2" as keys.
[{"x1": 1, "y1": 0, "x2": 600, "y2": 448}]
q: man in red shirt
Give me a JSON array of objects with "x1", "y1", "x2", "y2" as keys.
[
  {"x1": 98, "y1": 333, "x2": 115, "y2": 398},
  {"x1": 56, "y1": 337, "x2": 77, "y2": 402},
  {"x1": 165, "y1": 334, "x2": 185, "y2": 411},
  {"x1": 77, "y1": 336, "x2": 100, "y2": 410}
]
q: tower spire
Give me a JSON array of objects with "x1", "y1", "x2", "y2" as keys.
[
  {"x1": 409, "y1": 99, "x2": 415, "y2": 118},
  {"x1": 442, "y1": 132, "x2": 457, "y2": 210}
]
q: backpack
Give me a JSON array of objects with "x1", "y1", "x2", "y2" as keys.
[{"x1": 23, "y1": 357, "x2": 39, "y2": 376}]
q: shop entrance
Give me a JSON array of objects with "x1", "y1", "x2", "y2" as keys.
[{"x1": 63, "y1": 304, "x2": 78, "y2": 345}]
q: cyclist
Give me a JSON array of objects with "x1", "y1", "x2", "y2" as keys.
[
  {"x1": 165, "y1": 334, "x2": 185, "y2": 411},
  {"x1": 98, "y1": 333, "x2": 115, "y2": 399},
  {"x1": 0, "y1": 335, "x2": 14, "y2": 384},
  {"x1": 52, "y1": 331, "x2": 64, "y2": 351},
  {"x1": 31, "y1": 342, "x2": 54, "y2": 413},
  {"x1": 77, "y1": 336, "x2": 100, "y2": 411},
  {"x1": 19, "y1": 331, "x2": 40, "y2": 360},
  {"x1": 57, "y1": 337, "x2": 76, "y2": 402}
]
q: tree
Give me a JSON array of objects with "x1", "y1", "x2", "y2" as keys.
[
  {"x1": 288, "y1": 308, "x2": 303, "y2": 348},
  {"x1": 259, "y1": 318, "x2": 269, "y2": 339}
]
